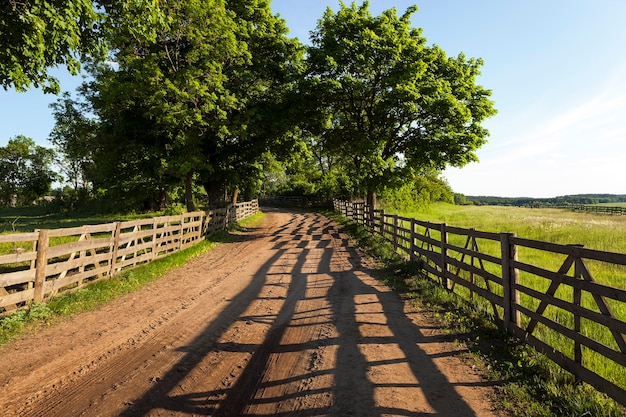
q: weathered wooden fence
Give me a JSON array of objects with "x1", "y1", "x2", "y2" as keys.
[
  {"x1": 334, "y1": 199, "x2": 626, "y2": 406},
  {"x1": 0, "y1": 200, "x2": 258, "y2": 316}
]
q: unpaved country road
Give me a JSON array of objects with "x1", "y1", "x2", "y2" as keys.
[{"x1": 0, "y1": 209, "x2": 501, "y2": 416}]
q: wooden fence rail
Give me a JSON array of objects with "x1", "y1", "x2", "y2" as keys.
[
  {"x1": 334, "y1": 199, "x2": 626, "y2": 406},
  {"x1": 0, "y1": 200, "x2": 258, "y2": 316},
  {"x1": 566, "y1": 205, "x2": 626, "y2": 216}
]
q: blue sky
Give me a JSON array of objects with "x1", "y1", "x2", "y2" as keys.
[{"x1": 2, "y1": 0, "x2": 626, "y2": 198}]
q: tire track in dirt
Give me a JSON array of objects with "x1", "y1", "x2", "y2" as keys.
[{"x1": 0, "y1": 209, "x2": 501, "y2": 416}]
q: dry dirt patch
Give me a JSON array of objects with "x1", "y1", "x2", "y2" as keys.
[{"x1": 0, "y1": 209, "x2": 501, "y2": 416}]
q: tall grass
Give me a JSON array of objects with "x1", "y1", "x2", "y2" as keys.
[
  {"x1": 381, "y1": 203, "x2": 626, "y2": 409},
  {"x1": 330, "y1": 207, "x2": 626, "y2": 416},
  {"x1": 399, "y1": 203, "x2": 626, "y2": 253}
]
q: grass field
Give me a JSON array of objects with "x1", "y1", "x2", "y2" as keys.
[
  {"x1": 395, "y1": 202, "x2": 626, "y2": 254},
  {"x1": 379, "y1": 202, "x2": 626, "y2": 404},
  {"x1": 595, "y1": 202, "x2": 626, "y2": 208}
]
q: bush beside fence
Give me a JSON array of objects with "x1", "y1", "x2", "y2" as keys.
[
  {"x1": 334, "y1": 199, "x2": 626, "y2": 406},
  {"x1": 0, "y1": 200, "x2": 259, "y2": 316}
]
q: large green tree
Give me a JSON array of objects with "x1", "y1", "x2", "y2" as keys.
[
  {"x1": 0, "y1": 0, "x2": 101, "y2": 93},
  {"x1": 0, "y1": 136, "x2": 57, "y2": 206},
  {"x1": 87, "y1": 0, "x2": 303, "y2": 210},
  {"x1": 49, "y1": 92, "x2": 98, "y2": 192},
  {"x1": 88, "y1": 0, "x2": 247, "y2": 210},
  {"x1": 198, "y1": 0, "x2": 305, "y2": 207},
  {"x1": 302, "y1": 1, "x2": 496, "y2": 207}
]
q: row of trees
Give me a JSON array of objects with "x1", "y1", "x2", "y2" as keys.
[
  {"x1": 2, "y1": 1, "x2": 496, "y2": 212},
  {"x1": 466, "y1": 194, "x2": 626, "y2": 207}
]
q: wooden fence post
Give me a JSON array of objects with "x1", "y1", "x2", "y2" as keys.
[
  {"x1": 109, "y1": 222, "x2": 122, "y2": 277},
  {"x1": 410, "y1": 218, "x2": 417, "y2": 262},
  {"x1": 197, "y1": 213, "x2": 204, "y2": 241},
  {"x1": 33, "y1": 229, "x2": 49, "y2": 303},
  {"x1": 392, "y1": 215, "x2": 399, "y2": 252},
  {"x1": 178, "y1": 214, "x2": 185, "y2": 251},
  {"x1": 572, "y1": 244, "x2": 584, "y2": 372},
  {"x1": 500, "y1": 232, "x2": 520, "y2": 331},
  {"x1": 379, "y1": 209, "x2": 385, "y2": 238},
  {"x1": 151, "y1": 217, "x2": 159, "y2": 259},
  {"x1": 440, "y1": 223, "x2": 448, "y2": 289}
]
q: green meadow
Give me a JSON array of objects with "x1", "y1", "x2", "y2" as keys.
[
  {"x1": 385, "y1": 202, "x2": 626, "y2": 397},
  {"x1": 395, "y1": 203, "x2": 626, "y2": 253}
]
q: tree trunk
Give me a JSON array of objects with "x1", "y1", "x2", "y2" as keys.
[
  {"x1": 366, "y1": 190, "x2": 377, "y2": 209},
  {"x1": 204, "y1": 180, "x2": 225, "y2": 210},
  {"x1": 185, "y1": 170, "x2": 196, "y2": 212},
  {"x1": 231, "y1": 188, "x2": 239, "y2": 206}
]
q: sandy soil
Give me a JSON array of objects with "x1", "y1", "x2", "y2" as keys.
[{"x1": 0, "y1": 209, "x2": 502, "y2": 416}]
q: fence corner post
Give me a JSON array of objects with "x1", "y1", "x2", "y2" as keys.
[
  {"x1": 500, "y1": 232, "x2": 519, "y2": 331},
  {"x1": 34, "y1": 229, "x2": 49, "y2": 303}
]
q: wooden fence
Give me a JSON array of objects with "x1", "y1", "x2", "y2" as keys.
[
  {"x1": 567, "y1": 205, "x2": 626, "y2": 216},
  {"x1": 334, "y1": 199, "x2": 626, "y2": 406},
  {"x1": 0, "y1": 200, "x2": 259, "y2": 316}
]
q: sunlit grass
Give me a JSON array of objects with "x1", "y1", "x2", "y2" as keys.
[
  {"x1": 378, "y1": 202, "x2": 626, "y2": 408},
  {"x1": 330, "y1": 207, "x2": 626, "y2": 416},
  {"x1": 397, "y1": 202, "x2": 626, "y2": 253}
]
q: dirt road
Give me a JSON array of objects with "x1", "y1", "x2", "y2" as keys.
[{"x1": 0, "y1": 209, "x2": 501, "y2": 416}]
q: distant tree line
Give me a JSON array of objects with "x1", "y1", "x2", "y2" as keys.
[
  {"x1": 2, "y1": 1, "x2": 496, "y2": 213},
  {"x1": 464, "y1": 194, "x2": 626, "y2": 207}
]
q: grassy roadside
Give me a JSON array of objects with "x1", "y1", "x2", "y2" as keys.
[
  {"x1": 325, "y1": 210, "x2": 625, "y2": 417},
  {"x1": 0, "y1": 211, "x2": 265, "y2": 346}
]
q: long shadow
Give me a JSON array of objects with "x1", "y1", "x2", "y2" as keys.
[
  {"x1": 120, "y1": 210, "x2": 486, "y2": 416},
  {"x1": 328, "y1": 261, "x2": 379, "y2": 415},
  {"x1": 340, "y1": 245, "x2": 484, "y2": 416},
  {"x1": 119, "y1": 246, "x2": 287, "y2": 416},
  {"x1": 213, "y1": 245, "x2": 324, "y2": 416}
]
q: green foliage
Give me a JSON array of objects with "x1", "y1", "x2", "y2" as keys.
[
  {"x1": 0, "y1": 303, "x2": 51, "y2": 344},
  {"x1": 0, "y1": 136, "x2": 58, "y2": 206},
  {"x1": 195, "y1": 0, "x2": 305, "y2": 207},
  {"x1": 301, "y1": 1, "x2": 496, "y2": 200},
  {"x1": 0, "y1": 0, "x2": 102, "y2": 93},
  {"x1": 81, "y1": 0, "x2": 304, "y2": 211},
  {"x1": 49, "y1": 92, "x2": 98, "y2": 195},
  {"x1": 88, "y1": 0, "x2": 245, "y2": 211},
  {"x1": 379, "y1": 171, "x2": 454, "y2": 211},
  {"x1": 466, "y1": 194, "x2": 626, "y2": 207}
]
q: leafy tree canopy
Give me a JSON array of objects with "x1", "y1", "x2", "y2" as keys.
[
  {"x1": 85, "y1": 0, "x2": 304, "y2": 210},
  {"x1": 0, "y1": 0, "x2": 101, "y2": 93},
  {"x1": 0, "y1": 136, "x2": 57, "y2": 206},
  {"x1": 302, "y1": 1, "x2": 497, "y2": 206},
  {"x1": 49, "y1": 92, "x2": 98, "y2": 191}
]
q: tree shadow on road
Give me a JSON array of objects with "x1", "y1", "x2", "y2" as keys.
[{"x1": 121, "y1": 211, "x2": 494, "y2": 416}]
